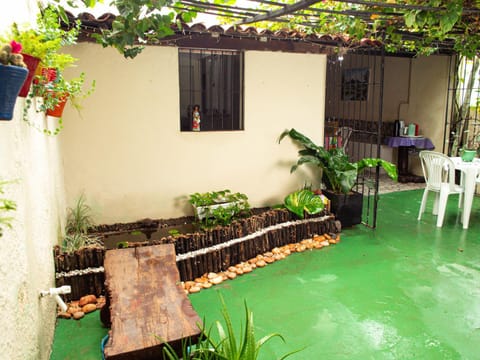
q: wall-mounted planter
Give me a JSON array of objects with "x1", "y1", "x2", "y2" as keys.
[
  {"x1": 46, "y1": 93, "x2": 68, "y2": 118},
  {"x1": 195, "y1": 201, "x2": 245, "y2": 220},
  {"x1": 0, "y1": 64, "x2": 28, "y2": 120},
  {"x1": 18, "y1": 53, "x2": 40, "y2": 98}
]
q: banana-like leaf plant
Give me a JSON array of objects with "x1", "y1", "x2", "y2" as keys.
[
  {"x1": 279, "y1": 128, "x2": 398, "y2": 194},
  {"x1": 284, "y1": 189, "x2": 325, "y2": 219}
]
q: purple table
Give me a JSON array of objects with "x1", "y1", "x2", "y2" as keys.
[{"x1": 385, "y1": 136, "x2": 435, "y2": 183}]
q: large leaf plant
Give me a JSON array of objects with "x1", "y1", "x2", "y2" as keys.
[
  {"x1": 284, "y1": 189, "x2": 324, "y2": 219},
  {"x1": 279, "y1": 128, "x2": 398, "y2": 195}
]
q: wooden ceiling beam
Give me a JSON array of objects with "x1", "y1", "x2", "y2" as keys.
[{"x1": 238, "y1": 0, "x2": 323, "y2": 24}]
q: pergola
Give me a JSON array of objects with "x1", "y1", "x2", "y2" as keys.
[{"x1": 169, "y1": 0, "x2": 480, "y2": 54}]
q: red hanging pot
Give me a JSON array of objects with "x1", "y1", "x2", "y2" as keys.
[
  {"x1": 0, "y1": 64, "x2": 28, "y2": 120},
  {"x1": 18, "y1": 53, "x2": 40, "y2": 97},
  {"x1": 46, "y1": 92, "x2": 69, "y2": 118},
  {"x1": 34, "y1": 67, "x2": 57, "y2": 85}
]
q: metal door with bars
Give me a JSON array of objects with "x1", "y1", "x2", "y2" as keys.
[{"x1": 324, "y1": 47, "x2": 386, "y2": 228}]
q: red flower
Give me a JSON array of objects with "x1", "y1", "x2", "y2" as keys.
[{"x1": 10, "y1": 40, "x2": 22, "y2": 54}]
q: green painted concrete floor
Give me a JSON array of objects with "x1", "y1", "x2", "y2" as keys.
[{"x1": 50, "y1": 189, "x2": 480, "y2": 360}]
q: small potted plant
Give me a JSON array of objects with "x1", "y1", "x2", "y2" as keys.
[
  {"x1": 279, "y1": 128, "x2": 398, "y2": 227},
  {"x1": 1, "y1": 7, "x2": 80, "y2": 98},
  {"x1": 0, "y1": 41, "x2": 28, "y2": 120},
  {"x1": 188, "y1": 190, "x2": 250, "y2": 229},
  {"x1": 460, "y1": 125, "x2": 480, "y2": 162},
  {"x1": 13, "y1": 7, "x2": 95, "y2": 134}
]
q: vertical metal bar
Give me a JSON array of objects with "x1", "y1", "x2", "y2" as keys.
[
  {"x1": 443, "y1": 54, "x2": 456, "y2": 154},
  {"x1": 371, "y1": 44, "x2": 386, "y2": 229}
]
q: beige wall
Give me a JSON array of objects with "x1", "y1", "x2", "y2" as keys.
[
  {"x1": 0, "y1": 1, "x2": 64, "y2": 359},
  {"x1": 61, "y1": 45, "x2": 327, "y2": 223},
  {"x1": 406, "y1": 55, "x2": 451, "y2": 175}
]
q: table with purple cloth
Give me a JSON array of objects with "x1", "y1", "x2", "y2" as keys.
[{"x1": 384, "y1": 136, "x2": 435, "y2": 183}]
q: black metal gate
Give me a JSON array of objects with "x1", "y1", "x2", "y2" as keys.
[{"x1": 324, "y1": 46, "x2": 386, "y2": 228}]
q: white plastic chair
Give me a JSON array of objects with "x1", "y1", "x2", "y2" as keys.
[{"x1": 417, "y1": 151, "x2": 464, "y2": 227}]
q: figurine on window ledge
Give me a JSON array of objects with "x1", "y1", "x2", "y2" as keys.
[{"x1": 192, "y1": 105, "x2": 201, "y2": 132}]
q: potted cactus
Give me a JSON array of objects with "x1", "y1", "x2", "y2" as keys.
[{"x1": 0, "y1": 41, "x2": 28, "y2": 120}]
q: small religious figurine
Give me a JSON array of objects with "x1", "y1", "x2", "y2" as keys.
[{"x1": 192, "y1": 105, "x2": 201, "y2": 131}]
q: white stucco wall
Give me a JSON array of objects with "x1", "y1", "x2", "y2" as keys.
[
  {"x1": 1, "y1": 1, "x2": 66, "y2": 359},
  {"x1": 61, "y1": 44, "x2": 326, "y2": 223}
]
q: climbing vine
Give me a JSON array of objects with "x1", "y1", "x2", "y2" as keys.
[
  {"x1": 45, "y1": 0, "x2": 480, "y2": 58},
  {"x1": 47, "y1": 0, "x2": 196, "y2": 58}
]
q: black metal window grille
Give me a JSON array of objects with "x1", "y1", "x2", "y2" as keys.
[{"x1": 179, "y1": 48, "x2": 244, "y2": 131}]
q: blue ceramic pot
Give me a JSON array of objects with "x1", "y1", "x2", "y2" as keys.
[{"x1": 0, "y1": 64, "x2": 28, "y2": 120}]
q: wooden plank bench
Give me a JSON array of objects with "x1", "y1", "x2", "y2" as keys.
[{"x1": 103, "y1": 244, "x2": 202, "y2": 359}]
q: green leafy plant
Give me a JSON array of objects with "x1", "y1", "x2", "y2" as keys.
[
  {"x1": 168, "y1": 229, "x2": 181, "y2": 237},
  {"x1": 2, "y1": 7, "x2": 80, "y2": 66},
  {"x1": 0, "y1": 180, "x2": 17, "y2": 238},
  {"x1": 279, "y1": 128, "x2": 398, "y2": 194},
  {"x1": 65, "y1": 193, "x2": 94, "y2": 234},
  {"x1": 189, "y1": 190, "x2": 248, "y2": 207},
  {"x1": 160, "y1": 296, "x2": 303, "y2": 360},
  {"x1": 202, "y1": 297, "x2": 302, "y2": 360},
  {"x1": 189, "y1": 190, "x2": 250, "y2": 229},
  {"x1": 284, "y1": 189, "x2": 324, "y2": 219},
  {"x1": 62, "y1": 193, "x2": 101, "y2": 253},
  {"x1": 6, "y1": 6, "x2": 95, "y2": 135},
  {"x1": 61, "y1": 232, "x2": 100, "y2": 253}
]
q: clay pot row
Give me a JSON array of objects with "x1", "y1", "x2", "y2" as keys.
[{"x1": 181, "y1": 233, "x2": 340, "y2": 294}]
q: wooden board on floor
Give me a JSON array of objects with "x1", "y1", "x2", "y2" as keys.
[{"x1": 103, "y1": 244, "x2": 202, "y2": 359}]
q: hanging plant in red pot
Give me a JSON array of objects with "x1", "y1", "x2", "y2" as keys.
[
  {"x1": 0, "y1": 42, "x2": 28, "y2": 121},
  {"x1": 45, "y1": 91, "x2": 68, "y2": 118},
  {"x1": 30, "y1": 71, "x2": 94, "y2": 126}
]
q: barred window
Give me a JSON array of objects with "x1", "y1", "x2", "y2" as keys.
[{"x1": 179, "y1": 48, "x2": 244, "y2": 131}]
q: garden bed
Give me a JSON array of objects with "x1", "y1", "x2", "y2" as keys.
[{"x1": 54, "y1": 207, "x2": 340, "y2": 301}]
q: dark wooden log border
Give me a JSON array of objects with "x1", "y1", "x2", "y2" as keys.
[{"x1": 54, "y1": 208, "x2": 339, "y2": 301}]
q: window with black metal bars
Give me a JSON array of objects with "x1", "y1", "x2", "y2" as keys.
[{"x1": 178, "y1": 48, "x2": 244, "y2": 131}]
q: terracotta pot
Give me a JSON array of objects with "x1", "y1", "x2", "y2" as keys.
[
  {"x1": 46, "y1": 93, "x2": 69, "y2": 118},
  {"x1": 0, "y1": 64, "x2": 28, "y2": 120},
  {"x1": 18, "y1": 53, "x2": 40, "y2": 97}
]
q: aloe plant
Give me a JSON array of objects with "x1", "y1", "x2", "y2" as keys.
[
  {"x1": 160, "y1": 297, "x2": 303, "y2": 360},
  {"x1": 284, "y1": 189, "x2": 324, "y2": 219},
  {"x1": 202, "y1": 297, "x2": 302, "y2": 360},
  {"x1": 279, "y1": 128, "x2": 398, "y2": 194}
]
